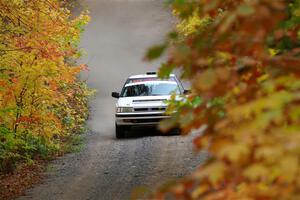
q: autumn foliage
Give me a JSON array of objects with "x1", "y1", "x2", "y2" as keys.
[
  {"x1": 146, "y1": 0, "x2": 300, "y2": 199},
  {"x1": 0, "y1": 0, "x2": 91, "y2": 172}
]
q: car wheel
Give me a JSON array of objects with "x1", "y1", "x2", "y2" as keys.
[
  {"x1": 172, "y1": 128, "x2": 181, "y2": 135},
  {"x1": 115, "y1": 124, "x2": 125, "y2": 139},
  {"x1": 164, "y1": 128, "x2": 181, "y2": 136}
]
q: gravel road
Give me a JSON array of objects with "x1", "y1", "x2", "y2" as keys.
[{"x1": 17, "y1": 1, "x2": 206, "y2": 200}]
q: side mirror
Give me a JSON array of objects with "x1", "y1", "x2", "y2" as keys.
[
  {"x1": 112, "y1": 92, "x2": 120, "y2": 98},
  {"x1": 183, "y1": 89, "x2": 191, "y2": 95}
]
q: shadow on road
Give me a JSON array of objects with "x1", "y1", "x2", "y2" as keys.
[{"x1": 121, "y1": 127, "x2": 180, "y2": 139}]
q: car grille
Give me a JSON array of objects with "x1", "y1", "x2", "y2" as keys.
[
  {"x1": 132, "y1": 99, "x2": 167, "y2": 102},
  {"x1": 116, "y1": 113, "x2": 166, "y2": 118},
  {"x1": 134, "y1": 107, "x2": 166, "y2": 112},
  {"x1": 126, "y1": 118, "x2": 162, "y2": 123}
]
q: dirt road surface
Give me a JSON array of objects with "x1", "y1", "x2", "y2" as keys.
[{"x1": 17, "y1": 1, "x2": 206, "y2": 199}]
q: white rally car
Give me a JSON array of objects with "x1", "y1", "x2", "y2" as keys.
[{"x1": 111, "y1": 72, "x2": 187, "y2": 138}]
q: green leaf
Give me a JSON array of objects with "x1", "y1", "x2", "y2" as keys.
[
  {"x1": 158, "y1": 63, "x2": 174, "y2": 78},
  {"x1": 168, "y1": 31, "x2": 178, "y2": 39},
  {"x1": 192, "y1": 96, "x2": 202, "y2": 107},
  {"x1": 237, "y1": 5, "x2": 255, "y2": 16},
  {"x1": 145, "y1": 44, "x2": 166, "y2": 61}
]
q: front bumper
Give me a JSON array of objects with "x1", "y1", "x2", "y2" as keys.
[{"x1": 115, "y1": 112, "x2": 170, "y2": 126}]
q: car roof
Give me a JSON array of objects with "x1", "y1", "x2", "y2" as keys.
[
  {"x1": 128, "y1": 73, "x2": 175, "y2": 79},
  {"x1": 124, "y1": 80, "x2": 177, "y2": 87}
]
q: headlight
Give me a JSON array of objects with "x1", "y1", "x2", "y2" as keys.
[{"x1": 116, "y1": 107, "x2": 134, "y2": 113}]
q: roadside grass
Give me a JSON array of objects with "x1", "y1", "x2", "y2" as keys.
[{"x1": 61, "y1": 131, "x2": 87, "y2": 154}]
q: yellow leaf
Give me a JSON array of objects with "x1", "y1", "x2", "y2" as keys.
[
  {"x1": 279, "y1": 155, "x2": 298, "y2": 183},
  {"x1": 191, "y1": 185, "x2": 209, "y2": 199},
  {"x1": 195, "y1": 162, "x2": 226, "y2": 186},
  {"x1": 243, "y1": 164, "x2": 269, "y2": 181},
  {"x1": 219, "y1": 143, "x2": 249, "y2": 163}
]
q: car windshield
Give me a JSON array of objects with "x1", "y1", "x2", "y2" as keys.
[
  {"x1": 126, "y1": 77, "x2": 176, "y2": 84},
  {"x1": 121, "y1": 82, "x2": 180, "y2": 97}
]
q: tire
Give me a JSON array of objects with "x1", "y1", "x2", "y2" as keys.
[
  {"x1": 115, "y1": 124, "x2": 125, "y2": 139},
  {"x1": 173, "y1": 128, "x2": 181, "y2": 135},
  {"x1": 165, "y1": 128, "x2": 181, "y2": 136}
]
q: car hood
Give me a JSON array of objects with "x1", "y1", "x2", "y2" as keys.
[{"x1": 117, "y1": 95, "x2": 171, "y2": 107}]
